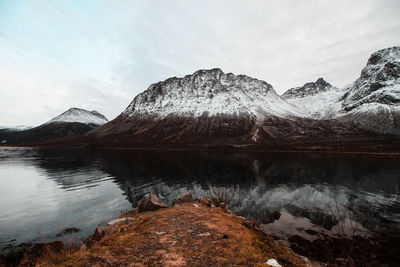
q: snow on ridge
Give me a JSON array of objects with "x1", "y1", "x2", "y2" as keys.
[
  {"x1": 123, "y1": 68, "x2": 303, "y2": 119},
  {"x1": 45, "y1": 108, "x2": 108, "y2": 125},
  {"x1": 118, "y1": 47, "x2": 399, "y2": 124},
  {"x1": 0, "y1": 125, "x2": 33, "y2": 131}
]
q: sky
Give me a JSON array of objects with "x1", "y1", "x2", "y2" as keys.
[{"x1": 0, "y1": 0, "x2": 399, "y2": 126}]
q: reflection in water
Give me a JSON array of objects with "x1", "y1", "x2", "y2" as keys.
[{"x1": 0, "y1": 147, "x2": 399, "y2": 253}]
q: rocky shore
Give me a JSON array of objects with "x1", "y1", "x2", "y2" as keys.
[
  {"x1": 2, "y1": 192, "x2": 397, "y2": 266},
  {"x1": 1, "y1": 192, "x2": 314, "y2": 267}
]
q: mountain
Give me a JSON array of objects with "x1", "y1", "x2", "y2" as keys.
[
  {"x1": 122, "y1": 68, "x2": 303, "y2": 119},
  {"x1": 0, "y1": 108, "x2": 108, "y2": 145},
  {"x1": 0, "y1": 125, "x2": 33, "y2": 132},
  {"x1": 3, "y1": 47, "x2": 399, "y2": 152},
  {"x1": 45, "y1": 108, "x2": 108, "y2": 125},
  {"x1": 282, "y1": 78, "x2": 333, "y2": 99},
  {"x1": 88, "y1": 47, "x2": 400, "y2": 151},
  {"x1": 88, "y1": 69, "x2": 364, "y2": 149},
  {"x1": 336, "y1": 47, "x2": 400, "y2": 135},
  {"x1": 282, "y1": 78, "x2": 345, "y2": 119}
]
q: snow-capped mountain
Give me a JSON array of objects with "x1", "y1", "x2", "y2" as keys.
[
  {"x1": 335, "y1": 47, "x2": 400, "y2": 135},
  {"x1": 278, "y1": 46, "x2": 400, "y2": 135},
  {"x1": 3, "y1": 47, "x2": 399, "y2": 150},
  {"x1": 341, "y1": 47, "x2": 400, "y2": 111},
  {"x1": 89, "y1": 47, "x2": 400, "y2": 150},
  {"x1": 45, "y1": 108, "x2": 108, "y2": 125},
  {"x1": 89, "y1": 69, "x2": 357, "y2": 148},
  {"x1": 0, "y1": 108, "x2": 108, "y2": 145},
  {"x1": 282, "y1": 78, "x2": 346, "y2": 119},
  {"x1": 282, "y1": 78, "x2": 333, "y2": 99},
  {"x1": 123, "y1": 68, "x2": 302, "y2": 119}
]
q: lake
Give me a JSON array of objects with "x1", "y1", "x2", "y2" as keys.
[{"x1": 0, "y1": 147, "x2": 399, "y2": 254}]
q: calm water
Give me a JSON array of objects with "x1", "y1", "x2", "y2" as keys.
[{"x1": 0, "y1": 147, "x2": 400, "y2": 253}]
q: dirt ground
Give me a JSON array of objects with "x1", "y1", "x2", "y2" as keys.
[{"x1": 40, "y1": 204, "x2": 309, "y2": 267}]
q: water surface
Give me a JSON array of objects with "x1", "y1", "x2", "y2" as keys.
[{"x1": 0, "y1": 147, "x2": 399, "y2": 253}]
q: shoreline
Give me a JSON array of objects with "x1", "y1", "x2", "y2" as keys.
[
  {"x1": 1, "y1": 144, "x2": 400, "y2": 158},
  {"x1": 2, "y1": 193, "x2": 399, "y2": 266}
]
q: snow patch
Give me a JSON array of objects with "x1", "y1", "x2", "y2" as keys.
[{"x1": 45, "y1": 108, "x2": 108, "y2": 125}]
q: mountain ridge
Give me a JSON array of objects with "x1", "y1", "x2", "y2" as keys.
[{"x1": 0, "y1": 108, "x2": 108, "y2": 145}]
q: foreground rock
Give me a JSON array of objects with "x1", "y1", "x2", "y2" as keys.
[
  {"x1": 137, "y1": 193, "x2": 168, "y2": 212},
  {"x1": 40, "y1": 203, "x2": 309, "y2": 266},
  {"x1": 172, "y1": 192, "x2": 193, "y2": 205}
]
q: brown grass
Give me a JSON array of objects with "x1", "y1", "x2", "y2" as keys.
[{"x1": 39, "y1": 204, "x2": 308, "y2": 267}]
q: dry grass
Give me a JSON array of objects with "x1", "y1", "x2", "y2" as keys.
[{"x1": 39, "y1": 204, "x2": 308, "y2": 267}]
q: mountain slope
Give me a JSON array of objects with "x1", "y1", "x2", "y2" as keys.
[
  {"x1": 0, "y1": 108, "x2": 108, "y2": 145},
  {"x1": 45, "y1": 108, "x2": 108, "y2": 125},
  {"x1": 336, "y1": 47, "x2": 400, "y2": 135},
  {"x1": 123, "y1": 68, "x2": 302, "y2": 119},
  {"x1": 282, "y1": 78, "x2": 346, "y2": 119},
  {"x1": 89, "y1": 69, "x2": 367, "y2": 149}
]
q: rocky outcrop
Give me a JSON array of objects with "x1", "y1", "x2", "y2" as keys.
[
  {"x1": 341, "y1": 47, "x2": 400, "y2": 111},
  {"x1": 172, "y1": 192, "x2": 193, "y2": 204},
  {"x1": 282, "y1": 78, "x2": 333, "y2": 99},
  {"x1": 137, "y1": 194, "x2": 169, "y2": 212}
]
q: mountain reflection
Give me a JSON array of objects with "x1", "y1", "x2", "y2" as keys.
[{"x1": 3, "y1": 147, "x2": 400, "y2": 233}]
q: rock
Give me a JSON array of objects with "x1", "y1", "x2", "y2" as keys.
[
  {"x1": 298, "y1": 255, "x2": 313, "y2": 267},
  {"x1": 192, "y1": 203, "x2": 199, "y2": 208},
  {"x1": 195, "y1": 196, "x2": 218, "y2": 207},
  {"x1": 272, "y1": 211, "x2": 281, "y2": 221},
  {"x1": 137, "y1": 194, "x2": 168, "y2": 212},
  {"x1": 266, "y1": 258, "x2": 282, "y2": 267},
  {"x1": 120, "y1": 208, "x2": 139, "y2": 218},
  {"x1": 154, "y1": 231, "x2": 166, "y2": 235},
  {"x1": 4, "y1": 243, "x2": 32, "y2": 265},
  {"x1": 85, "y1": 225, "x2": 106, "y2": 248},
  {"x1": 107, "y1": 217, "x2": 135, "y2": 227},
  {"x1": 173, "y1": 192, "x2": 193, "y2": 205},
  {"x1": 56, "y1": 227, "x2": 81, "y2": 237},
  {"x1": 196, "y1": 196, "x2": 212, "y2": 205},
  {"x1": 198, "y1": 232, "x2": 211, "y2": 237},
  {"x1": 243, "y1": 219, "x2": 260, "y2": 231},
  {"x1": 305, "y1": 229, "x2": 318, "y2": 236},
  {"x1": 276, "y1": 239, "x2": 290, "y2": 247}
]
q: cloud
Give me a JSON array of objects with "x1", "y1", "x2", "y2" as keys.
[{"x1": 0, "y1": 0, "x2": 399, "y2": 125}]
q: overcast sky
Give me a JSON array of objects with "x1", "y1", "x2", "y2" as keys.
[{"x1": 1, "y1": 0, "x2": 399, "y2": 126}]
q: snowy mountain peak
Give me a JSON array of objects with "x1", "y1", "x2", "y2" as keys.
[
  {"x1": 123, "y1": 69, "x2": 302, "y2": 119},
  {"x1": 282, "y1": 78, "x2": 333, "y2": 99},
  {"x1": 45, "y1": 108, "x2": 108, "y2": 125},
  {"x1": 366, "y1": 46, "x2": 400, "y2": 66},
  {"x1": 341, "y1": 46, "x2": 400, "y2": 111}
]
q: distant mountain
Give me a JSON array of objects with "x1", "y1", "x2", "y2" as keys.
[
  {"x1": 87, "y1": 69, "x2": 359, "y2": 149},
  {"x1": 3, "y1": 47, "x2": 400, "y2": 152},
  {"x1": 0, "y1": 125, "x2": 33, "y2": 132},
  {"x1": 87, "y1": 47, "x2": 400, "y2": 151},
  {"x1": 0, "y1": 108, "x2": 108, "y2": 145},
  {"x1": 45, "y1": 108, "x2": 108, "y2": 125},
  {"x1": 282, "y1": 78, "x2": 345, "y2": 119},
  {"x1": 282, "y1": 78, "x2": 333, "y2": 99}
]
